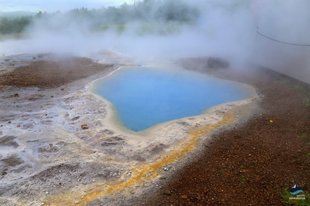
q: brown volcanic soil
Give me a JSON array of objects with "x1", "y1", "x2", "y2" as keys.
[
  {"x1": 141, "y1": 59, "x2": 310, "y2": 206},
  {"x1": 0, "y1": 57, "x2": 112, "y2": 88}
]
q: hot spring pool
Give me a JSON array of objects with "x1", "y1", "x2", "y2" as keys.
[{"x1": 94, "y1": 67, "x2": 251, "y2": 132}]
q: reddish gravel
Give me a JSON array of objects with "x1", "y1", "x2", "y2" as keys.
[
  {"x1": 0, "y1": 57, "x2": 113, "y2": 88},
  {"x1": 140, "y1": 59, "x2": 310, "y2": 206}
]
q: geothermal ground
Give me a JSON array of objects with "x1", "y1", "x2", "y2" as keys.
[
  {"x1": 0, "y1": 54, "x2": 308, "y2": 206},
  {"x1": 139, "y1": 59, "x2": 310, "y2": 205}
]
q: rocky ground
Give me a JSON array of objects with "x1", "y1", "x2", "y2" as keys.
[{"x1": 137, "y1": 58, "x2": 310, "y2": 205}]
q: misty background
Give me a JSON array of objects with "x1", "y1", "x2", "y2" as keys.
[{"x1": 0, "y1": 0, "x2": 309, "y2": 83}]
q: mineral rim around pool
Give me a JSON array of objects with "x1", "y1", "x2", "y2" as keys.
[{"x1": 94, "y1": 67, "x2": 252, "y2": 131}]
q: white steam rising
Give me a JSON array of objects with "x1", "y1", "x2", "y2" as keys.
[
  {"x1": 0, "y1": 0, "x2": 309, "y2": 83},
  {"x1": 255, "y1": 0, "x2": 310, "y2": 83}
]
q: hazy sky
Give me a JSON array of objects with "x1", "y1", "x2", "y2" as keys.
[{"x1": 0, "y1": 0, "x2": 136, "y2": 12}]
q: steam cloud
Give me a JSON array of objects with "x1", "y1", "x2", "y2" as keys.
[
  {"x1": 255, "y1": 0, "x2": 310, "y2": 83},
  {"x1": 0, "y1": 0, "x2": 309, "y2": 83}
]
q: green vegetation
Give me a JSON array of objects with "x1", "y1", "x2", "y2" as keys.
[
  {"x1": 0, "y1": 0, "x2": 200, "y2": 37},
  {"x1": 68, "y1": 0, "x2": 199, "y2": 34},
  {"x1": 0, "y1": 16, "x2": 33, "y2": 35},
  {"x1": 281, "y1": 188, "x2": 310, "y2": 206}
]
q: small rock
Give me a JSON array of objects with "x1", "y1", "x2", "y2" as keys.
[
  {"x1": 71, "y1": 116, "x2": 80, "y2": 121},
  {"x1": 81, "y1": 124, "x2": 89, "y2": 130},
  {"x1": 181, "y1": 195, "x2": 188, "y2": 199},
  {"x1": 163, "y1": 167, "x2": 169, "y2": 171},
  {"x1": 163, "y1": 191, "x2": 172, "y2": 196}
]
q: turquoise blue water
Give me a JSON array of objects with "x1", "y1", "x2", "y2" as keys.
[{"x1": 95, "y1": 68, "x2": 250, "y2": 132}]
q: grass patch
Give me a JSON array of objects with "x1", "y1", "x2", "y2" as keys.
[{"x1": 281, "y1": 188, "x2": 310, "y2": 206}]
